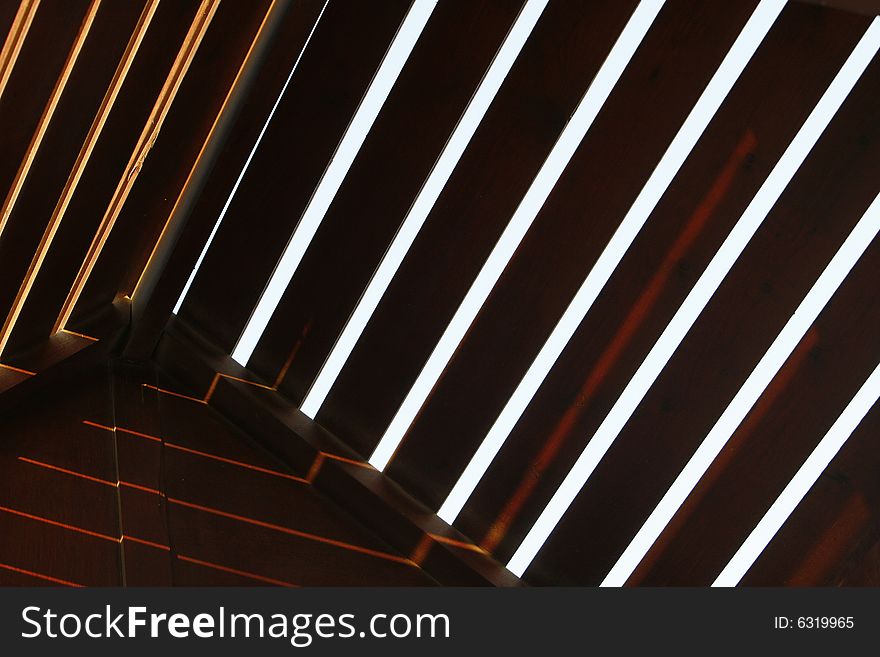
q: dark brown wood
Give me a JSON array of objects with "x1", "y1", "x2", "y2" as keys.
[
  {"x1": 19, "y1": 0, "x2": 199, "y2": 342},
  {"x1": 0, "y1": 512, "x2": 120, "y2": 586},
  {"x1": 0, "y1": 364, "x2": 121, "y2": 586},
  {"x1": 450, "y1": 3, "x2": 870, "y2": 562},
  {"x1": 166, "y1": 500, "x2": 435, "y2": 586},
  {"x1": 153, "y1": 315, "x2": 271, "y2": 400},
  {"x1": 123, "y1": 0, "x2": 291, "y2": 360},
  {"x1": 11, "y1": 2, "x2": 265, "y2": 354},
  {"x1": 1, "y1": 0, "x2": 878, "y2": 588},
  {"x1": 0, "y1": 299, "x2": 128, "y2": 417},
  {"x1": 376, "y1": 0, "x2": 761, "y2": 512},
  {"x1": 205, "y1": 375, "x2": 519, "y2": 585},
  {"x1": 115, "y1": 0, "x2": 327, "y2": 362},
  {"x1": 244, "y1": 0, "x2": 526, "y2": 388},
  {"x1": 633, "y1": 234, "x2": 880, "y2": 585},
  {"x1": 525, "y1": 52, "x2": 880, "y2": 585},
  {"x1": 174, "y1": 0, "x2": 412, "y2": 352},
  {"x1": 0, "y1": 0, "x2": 144, "y2": 347},
  {"x1": 0, "y1": 0, "x2": 91, "y2": 210},
  {"x1": 111, "y1": 360, "x2": 173, "y2": 585},
  {"x1": 313, "y1": 460, "x2": 521, "y2": 586},
  {"x1": 742, "y1": 402, "x2": 880, "y2": 586},
  {"x1": 795, "y1": 0, "x2": 880, "y2": 16},
  {"x1": 311, "y1": 0, "x2": 643, "y2": 456},
  {"x1": 0, "y1": 1, "x2": 19, "y2": 45},
  {"x1": 208, "y1": 377, "x2": 356, "y2": 475}
]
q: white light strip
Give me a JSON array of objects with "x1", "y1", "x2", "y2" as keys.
[
  {"x1": 299, "y1": 0, "x2": 551, "y2": 419},
  {"x1": 715, "y1": 354, "x2": 880, "y2": 587},
  {"x1": 438, "y1": 0, "x2": 786, "y2": 524},
  {"x1": 368, "y1": 0, "x2": 667, "y2": 472},
  {"x1": 230, "y1": 0, "x2": 438, "y2": 363},
  {"x1": 508, "y1": 18, "x2": 880, "y2": 579},
  {"x1": 608, "y1": 188, "x2": 880, "y2": 586},
  {"x1": 172, "y1": 0, "x2": 331, "y2": 316}
]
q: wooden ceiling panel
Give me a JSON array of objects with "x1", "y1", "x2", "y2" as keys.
[
  {"x1": 174, "y1": 0, "x2": 413, "y2": 352},
  {"x1": 524, "y1": 53, "x2": 880, "y2": 585},
  {"x1": 286, "y1": 0, "x2": 643, "y2": 457},
  {"x1": 0, "y1": 0, "x2": 91, "y2": 210},
  {"x1": 245, "y1": 0, "x2": 528, "y2": 395},
  {"x1": 65, "y1": 0, "x2": 276, "y2": 331},
  {"x1": 378, "y1": 0, "x2": 761, "y2": 509},
  {"x1": 632, "y1": 236, "x2": 880, "y2": 585},
  {"x1": 1, "y1": 0, "x2": 878, "y2": 587},
  {"x1": 452, "y1": 2, "x2": 870, "y2": 562},
  {"x1": 0, "y1": 0, "x2": 149, "y2": 355}
]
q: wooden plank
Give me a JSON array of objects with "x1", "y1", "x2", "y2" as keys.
[
  {"x1": 166, "y1": 501, "x2": 435, "y2": 586},
  {"x1": 450, "y1": 3, "x2": 871, "y2": 562},
  {"x1": 123, "y1": 0, "x2": 295, "y2": 360},
  {"x1": 161, "y1": 439, "x2": 399, "y2": 554},
  {"x1": 633, "y1": 236, "x2": 880, "y2": 585},
  {"x1": 0, "y1": 512, "x2": 120, "y2": 586},
  {"x1": 0, "y1": 364, "x2": 120, "y2": 585},
  {"x1": 0, "y1": 0, "x2": 147, "y2": 356},
  {"x1": 310, "y1": 0, "x2": 644, "y2": 456},
  {"x1": 0, "y1": 0, "x2": 91, "y2": 219},
  {"x1": 204, "y1": 375, "x2": 518, "y2": 585},
  {"x1": 112, "y1": 360, "x2": 173, "y2": 584},
  {"x1": 0, "y1": 301, "x2": 127, "y2": 418},
  {"x1": 64, "y1": 0, "x2": 275, "y2": 331},
  {"x1": 0, "y1": 369, "x2": 119, "y2": 539},
  {"x1": 0, "y1": 1, "x2": 22, "y2": 61},
  {"x1": 2, "y1": 0, "x2": 197, "y2": 355},
  {"x1": 175, "y1": 0, "x2": 413, "y2": 352},
  {"x1": 172, "y1": 554, "x2": 279, "y2": 586},
  {"x1": 525, "y1": 52, "x2": 880, "y2": 585},
  {"x1": 120, "y1": 0, "x2": 326, "y2": 361},
  {"x1": 374, "y1": 0, "x2": 761, "y2": 510},
  {"x1": 243, "y1": 0, "x2": 526, "y2": 387}
]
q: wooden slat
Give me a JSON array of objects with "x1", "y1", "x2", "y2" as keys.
[
  {"x1": 306, "y1": 0, "x2": 642, "y2": 455},
  {"x1": 172, "y1": 554, "x2": 279, "y2": 586},
  {"x1": 0, "y1": 512, "x2": 119, "y2": 586},
  {"x1": 1, "y1": 0, "x2": 156, "y2": 356},
  {"x1": 202, "y1": 374, "x2": 519, "y2": 585},
  {"x1": 369, "y1": 0, "x2": 761, "y2": 510},
  {"x1": 0, "y1": 365, "x2": 120, "y2": 585},
  {"x1": 63, "y1": 0, "x2": 276, "y2": 332},
  {"x1": 632, "y1": 233, "x2": 880, "y2": 585},
  {"x1": 243, "y1": 0, "x2": 527, "y2": 388},
  {"x1": 166, "y1": 499, "x2": 436, "y2": 586},
  {"x1": 0, "y1": 369, "x2": 118, "y2": 537},
  {"x1": 50, "y1": 0, "x2": 216, "y2": 338},
  {"x1": 122, "y1": 0, "x2": 298, "y2": 360},
  {"x1": 0, "y1": 0, "x2": 149, "y2": 356},
  {"x1": 742, "y1": 402, "x2": 880, "y2": 586},
  {"x1": 174, "y1": 0, "x2": 413, "y2": 352},
  {"x1": 0, "y1": 0, "x2": 27, "y2": 93},
  {"x1": 0, "y1": 300, "x2": 128, "y2": 415},
  {"x1": 119, "y1": 0, "x2": 328, "y2": 358},
  {"x1": 164, "y1": 448, "x2": 401, "y2": 556},
  {"x1": 0, "y1": 0, "x2": 90, "y2": 218},
  {"x1": 524, "y1": 51, "x2": 880, "y2": 585},
  {"x1": 450, "y1": 3, "x2": 871, "y2": 562}
]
